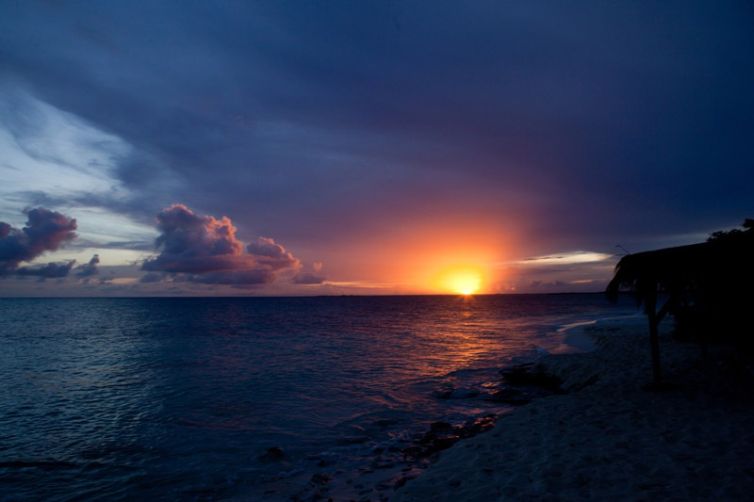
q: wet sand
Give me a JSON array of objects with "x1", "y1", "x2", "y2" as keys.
[{"x1": 393, "y1": 319, "x2": 754, "y2": 500}]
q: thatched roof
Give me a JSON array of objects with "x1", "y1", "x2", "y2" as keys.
[
  {"x1": 605, "y1": 221, "x2": 754, "y2": 384},
  {"x1": 607, "y1": 230, "x2": 754, "y2": 306}
]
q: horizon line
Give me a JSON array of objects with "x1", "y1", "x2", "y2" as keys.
[{"x1": 0, "y1": 291, "x2": 618, "y2": 300}]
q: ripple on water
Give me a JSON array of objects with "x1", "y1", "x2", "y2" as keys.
[{"x1": 0, "y1": 295, "x2": 635, "y2": 500}]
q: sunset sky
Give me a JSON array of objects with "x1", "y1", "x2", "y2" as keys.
[{"x1": 1, "y1": 1, "x2": 753, "y2": 296}]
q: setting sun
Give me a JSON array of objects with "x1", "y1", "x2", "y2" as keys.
[{"x1": 436, "y1": 266, "x2": 484, "y2": 295}]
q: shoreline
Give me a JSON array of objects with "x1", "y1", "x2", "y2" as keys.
[
  {"x1": 393, "y1": 318, "x2": 754, "y2": 500},
  {"x1": 252, "y1": 315, "x2": 620, "y2": 501}
]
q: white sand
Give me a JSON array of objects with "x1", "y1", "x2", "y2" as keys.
[{"x1": 393, "y1": 319, "x2": 754, "y2": 501}]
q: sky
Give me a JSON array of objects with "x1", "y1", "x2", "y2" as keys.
[{"x1": 1, "y1": 1, "x2": 753, "y2": 296}]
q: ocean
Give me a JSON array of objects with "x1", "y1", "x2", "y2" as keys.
[{"x1": 0, "y1": 295, "x2": 637, "y2": 500}]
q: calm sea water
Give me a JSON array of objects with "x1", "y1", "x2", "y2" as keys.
[{"x1": 0, "y1": 295, "x2": 635, "y2": 500}]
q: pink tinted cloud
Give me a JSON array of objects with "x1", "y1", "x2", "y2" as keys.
[
  {"x1": 0, "y1": 207, "x2": 77, "y2": 275},
  {"x1": 142, "y1": 204, "x2": 304, "y2": 285}
]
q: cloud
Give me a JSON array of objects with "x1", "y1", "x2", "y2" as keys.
[
  {"x1": 247, "y1": 237, "x2": 300, "y2": 271},
  {"x1": 142, "y1": 204, "x2": 303, "y2": 285},
  {"x1": 139, "y1": 271, "x2": 164, "y2": 283},
  {"x1": 516, "y1": 251, "x2": 613, "y2": 266},
  {"x1": 0, "y1": 207, "x2": 77, "y2": 274},
  {"x1": 142, "y1": 204, "x2": 245, "y2": 274},
  {"x1": 75, "y1": 254, "x2": 100, "y2": 277},
  {"x1": 293, "y1": 272, "x2": 326, "y2": 285},
  {"x1": 16, "y1": 260, "x2": 76, "y2": 279},
  {"x1": 191, "y1": 269, "x2": 274, "y2": 285},
  {"x1": 293, "y1": 262, "x2": 326, "y2": 284}
]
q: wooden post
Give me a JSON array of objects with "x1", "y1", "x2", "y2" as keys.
[{"x1": 645, "y1": 283, "x2": 662, "y2": 386}]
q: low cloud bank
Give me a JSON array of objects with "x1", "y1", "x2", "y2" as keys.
[
  {"x1": 293, "y1": 272, "x2": 326, "y2": 285},
  {"x1": 16, "y1": 260, "x2": 76, "y2": 279}
]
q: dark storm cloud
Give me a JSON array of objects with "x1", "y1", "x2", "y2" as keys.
[
  {"x1": 75, "y1": 254, "x2": 100, "y2": 278},
  {"x1": 16, "y1": 260, "x2": 76, "y2": 279},
  {"x1": 1, "y1": 1, "x2": 753, "y2": 256},
  {"x1": 0, "y1": 208, "x2": 77, "y2": 274},
  {"x1": 142, "y1": 204, "x2": 301, "y2": 285}
]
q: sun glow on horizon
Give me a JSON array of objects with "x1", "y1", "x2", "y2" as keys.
[
  {"x1": 326, "y1": 221, "x2": 508, "y2": 295},
  {"x1": 435, "y1": 266, "x2": 484, "y2": 295}
]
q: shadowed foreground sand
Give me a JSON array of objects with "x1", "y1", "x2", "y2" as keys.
[{"x1": 393, "y1": 320, "x2": 754, "y2": 501}]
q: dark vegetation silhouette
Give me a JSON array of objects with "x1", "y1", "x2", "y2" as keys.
[{"x1": 607, "y1": 219, "x2": 754, "y2": 385}]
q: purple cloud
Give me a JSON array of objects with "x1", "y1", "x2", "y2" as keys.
[
  {"x1": 293, "y1": 261, "x2": 326, "y2": 285},
  {"x1": 142, "y1": 204, "x2": 303, "y2": 285},
  {"x1": 247, "y1": 237, "x2": 300, "y2": 271},
  {"x1": 142, "y1": 204, "x2": 245, "y2": 274},
  {"x1": 75, "y1": 254, "x2": 100, "y2": 278},
  {"x1": 0, "y1": 208, "x2": 77, "y2": 275}
]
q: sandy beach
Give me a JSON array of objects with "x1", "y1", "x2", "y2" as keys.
[{"x1": 394, "y1": 318, "x2": 754, "y2": 501}]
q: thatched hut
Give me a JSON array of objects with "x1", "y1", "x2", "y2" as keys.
[{"x1": 606, "y1": 220, "x2": 754, "y2": 385}]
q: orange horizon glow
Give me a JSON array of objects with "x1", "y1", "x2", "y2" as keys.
[
  {"x1": 301, "y1": 217, "x2": 513, "y2": 294},
  {"x1": 433, "y1": 265, "x2": 485, "y2": 295}
]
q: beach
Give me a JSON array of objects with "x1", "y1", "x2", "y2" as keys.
[{"x1": 394, "y1": 318, "x2": 754, "y2": 500}]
